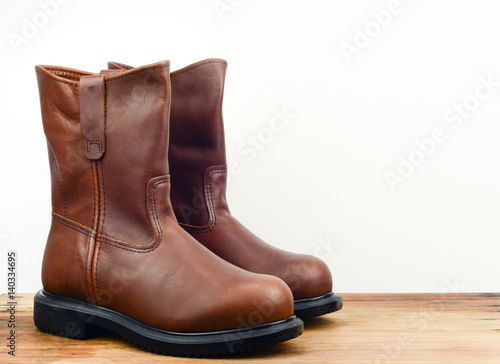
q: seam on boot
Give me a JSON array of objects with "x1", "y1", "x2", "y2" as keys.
[
  {"x1": 180, "y1": 166, "x2": 227, "y2": 234},
  {"x1": 47, "y1": 141, "x2": 68, "y2": 217},
  {"x1": 96, "y1": 176, "x2": 169, "y2": 253}
]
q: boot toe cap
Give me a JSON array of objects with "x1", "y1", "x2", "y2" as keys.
[
  {"x1": 286, "y1": 255, "x2": 333, "y2": 300},
  {"x1": 226, "y1": 274, "x2": 295, "y2": 328}
]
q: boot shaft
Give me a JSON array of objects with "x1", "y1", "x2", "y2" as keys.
[
  {"x1": 36, "y1": 61, "x2": 172, "y2": 242},
  {"x1": 108, "y1": 59, "x2": 229, "y2": 227}
]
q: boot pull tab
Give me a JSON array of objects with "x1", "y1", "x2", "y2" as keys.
[{"x1": 80, "y1": 74, "x2": 106, "y2": 160}]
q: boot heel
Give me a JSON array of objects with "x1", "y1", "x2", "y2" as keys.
[{"x1": 34, "y1": 290, "x2": 106, "y2": 340}]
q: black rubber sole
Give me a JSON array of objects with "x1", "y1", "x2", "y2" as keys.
[
  {"x1": 294, "y1": 292, "x2": 343, "y2": 320},
  {"x1": 33, "y1": 290, "x2": 304, "y2": 357}
]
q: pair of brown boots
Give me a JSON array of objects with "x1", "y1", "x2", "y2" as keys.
[{"x1": 34, "y1": 59, "x2": 342, "y2": 357}]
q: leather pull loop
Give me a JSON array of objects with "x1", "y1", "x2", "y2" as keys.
[{"x1": 80, "y1": 75, "x2": 106, "y2": 160}]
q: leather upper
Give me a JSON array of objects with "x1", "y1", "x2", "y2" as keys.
[{"x1": 36, "y1": 61, "x2": 294, "y2": 333}]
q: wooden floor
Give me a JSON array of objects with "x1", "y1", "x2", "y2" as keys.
[{"x1": 1, "y1": 293, "x2": 499, "y2": 363}]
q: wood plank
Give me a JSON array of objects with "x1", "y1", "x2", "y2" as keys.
[{"x1": 1, "y1": 293, "x2": 499, "y2": 363}]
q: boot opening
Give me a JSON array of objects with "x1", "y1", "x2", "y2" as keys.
[{"x1": 36, "y1": 65, "x2": 93, "y2": 83}]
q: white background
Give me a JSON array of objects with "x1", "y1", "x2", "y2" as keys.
[{"x1": 1, "y1": 0, "x2": 499, "y2": 294}]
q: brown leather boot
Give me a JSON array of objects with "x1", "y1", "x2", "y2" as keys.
[
  {"x1": 108, "y1": 59, "x2": 343, "y2": 319},
  {"x1": 34, "y1": 60, "x2": 303, "y2": 357}
]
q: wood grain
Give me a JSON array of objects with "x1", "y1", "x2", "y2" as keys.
[{"x1": 1, "y1": 293, "x2": 499, "y2": 363}]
